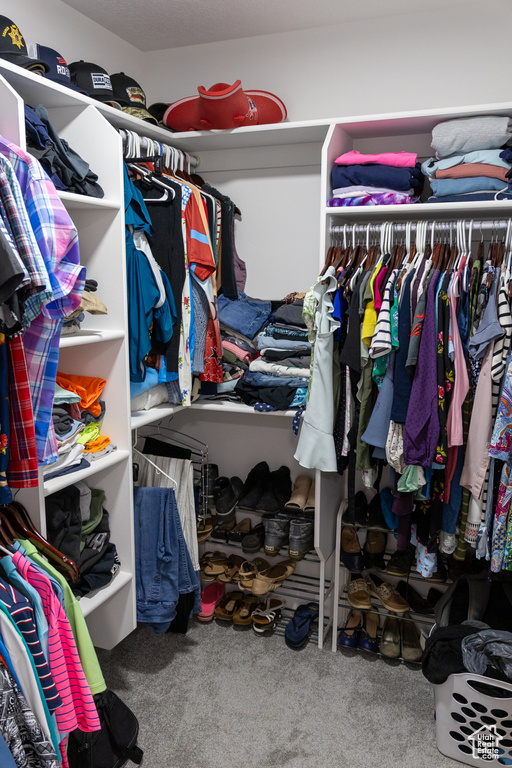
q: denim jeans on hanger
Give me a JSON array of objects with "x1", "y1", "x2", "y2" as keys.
[{"x1": 133, "y1": 486, "x2": 199, "y2": 633}]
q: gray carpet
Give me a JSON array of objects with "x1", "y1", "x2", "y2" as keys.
[{"x1": 97, "y1": 621, "x2": 458, "y2": 768}]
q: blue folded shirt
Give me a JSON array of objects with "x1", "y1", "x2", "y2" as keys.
[{"x1": 331, "y1": 163, "x2": 423, "y2": 192}]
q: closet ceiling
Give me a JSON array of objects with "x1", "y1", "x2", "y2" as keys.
[{"x1": 60, "y1": 0, "x2": 472, "y2": 52}]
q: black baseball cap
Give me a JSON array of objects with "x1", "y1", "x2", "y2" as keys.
[
  {"x1": 28, "y1": 44, "x2": 88, "y2": 94},
  {"x1": 69, "y1": 60, "x2": 113, "y2": 102},
  {"x1": 0, "y1": 15, "x2": 48, "y2": 73},
  {"x1": 110, "y1": 72, "x2": 157, "y2": 123}
]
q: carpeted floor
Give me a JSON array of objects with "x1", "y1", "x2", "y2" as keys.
[{"x1": 96, "y1": 620, "x2": 459, "y2": 768}]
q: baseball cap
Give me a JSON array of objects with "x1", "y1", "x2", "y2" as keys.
[
  {"x1": 0, "y1": 15, "x2": 49, "y2": 73},
  {"x1": 110, "y1": 72, "x2": 157, "y2": 123},
  {"x1": 148, "y1": 102, "x2": 171, "y2": 125},
  {"x1": 69, "y1": 60, "x2": 113, "y2": 102},
  {"x1": 27, "y1": 44, "x2": 88, "y2": 94}
]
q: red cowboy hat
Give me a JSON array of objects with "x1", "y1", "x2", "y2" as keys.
[{"x1": 163, "y1": 80, "x2": 287, "y2": 131}]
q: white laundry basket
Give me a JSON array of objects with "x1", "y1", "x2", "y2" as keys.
[{"x1": 434, "y1": 672, "x2": 512, "y2": 766}]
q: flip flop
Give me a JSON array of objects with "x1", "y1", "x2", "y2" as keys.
[
  {"x1": 214, "y1": 590, "x2": 245, "y2": 623},
  {"x1": 197, "y1": 581, "x2": 225, "y2": 622},
  {"x1": 284, "y1": 603, "x2": 319, "y2": 650},
  {"x1": 232, "y1": 595, "x2": 262, "y2": 630},
  {"x1": 201, "y1": 551, "x2": 228, "y2": 581}
]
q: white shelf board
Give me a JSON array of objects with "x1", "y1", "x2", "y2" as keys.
[
  {"x1": 59, "y1": 329, "x2": 125, "y2": 348},
  {"x1": 190, "y1": 400, "x2": 296, "y2": 417},
  {"x1": 78, "y1": 570, "x2": 133, "y2": 618},
  {"x1": 58, "y1": 191, "x2": 121, "y2": 210},
  {"x1": 130, "y1": 404, "x2": 179, "y2": 430},
  {"x1": 325, "y1": 200, "x2": 512, "y2": 219},
  {"x1": 43, "y1": 449, "x2": 130, "y2": 496}
]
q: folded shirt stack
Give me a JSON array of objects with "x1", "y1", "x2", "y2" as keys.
[
  {"x1": 235, "y1": 298, "x2": 310, "y2": 411},
  {"x1": 329, "y1": 150, "x2": 423, "y2": 206},
  {"x1": 62, "y1": 278, "x2": 108, "y2": 336},
  {"x1": 422, "y1": 116, "x2": 512, "y2": 203},
  {"x1": 44, "y1": 373, "x2": 114, "y2": 480}
]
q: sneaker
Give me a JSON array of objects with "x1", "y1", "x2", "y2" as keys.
[
  {"x1": 386, "y1": 544, "x2": 416, "y2": 577},
  {"x1": 263, "y1": 515, "x2": 290, "y2": 557},
  {"x1": 288, "y1": 518, "x2": 314, "y2": 560}
]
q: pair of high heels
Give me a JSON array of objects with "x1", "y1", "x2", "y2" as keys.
[{"x1": 337, "y1": 609, "x2": 379, "y2": 653}]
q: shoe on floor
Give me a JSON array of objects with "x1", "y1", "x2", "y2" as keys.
[
  {"x1": 380, "y1": 615, "x2": 401, "y2": 658},
  {"x1": 346, "y1": 573, "x2": 372, "y2": 610},
  {"x1": 340, "y1": 527, "x2": 364, "y2": 573},
  {"x1": 284, "y1": 603, "x2": 319, "y2": 650},
  {"x1": 358, "y1": 611, "x2": 380, "y2": 653},
  {"x1": 400, "y1": 613, "x2": 423, "y2": 662},
  {"x1": 338, "y1": 609, "x2": 363, "y2": 648},
  {"x1": 366, "y1": 573, "x2": 410, "y2": 614},
  {"x1": 251, "y1": 597, "x2": 285, "y2": 636},
  {"x1": 197, "y1": 582, "x2": 225, "y2": 622}
]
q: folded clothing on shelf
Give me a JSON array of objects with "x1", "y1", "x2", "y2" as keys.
[
  {"x1": 334, "y1": 150, "x2": 418, "y2": 167},
  {"x1": 331, "y1": 163, "x2": 424, "y2": 193}
]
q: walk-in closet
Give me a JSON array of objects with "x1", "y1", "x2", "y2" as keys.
[{"x1": 0, "y1": 1, "x2": 511, "y2": 767}]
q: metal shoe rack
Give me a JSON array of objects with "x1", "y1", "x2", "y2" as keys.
[
  {"x1": 330, "y1": 502, "x2": 450, "y2": 662},
  {"x1": 199, "y1": 509, "x2": 332, "y2": 646}
]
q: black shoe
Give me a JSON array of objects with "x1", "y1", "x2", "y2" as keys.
[
  {"x1": 367, "y1": 493, "x2": 389, "y2": 529},
  {"x1": 386, "y1": 544, "x2": 416, "y2": 577},
  {"x1": 238, "y1": 461, "x2": 270, "y2": 509},
  {"x1": 259, "y1": 466, "x2": 292, "y2": 513},
  {"x1": 396, "y1": 581, "x2": 433, "y2": 616},
  {"x1": 213, "y1": 476, "x2": 243, "y2": 519},
  {"x1": 354, "y1": 491, "x2": 368, "y2": 526},
  {"x1": 363, "y1": 530, "x2": 386, "y2": 570}
]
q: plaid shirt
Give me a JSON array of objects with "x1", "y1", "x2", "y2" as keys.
[{"x1": 0, "y1": 140, "x2": 85, "y2": 463}]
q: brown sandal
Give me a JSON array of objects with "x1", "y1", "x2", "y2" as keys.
[
  {"x1": 232, "y1": 595, "x2": 262, "y2": 628},
  {"x1": 214, "y1": 590, "x2": 244, "y2": 623},
  {"x1": 251, "y1": 559, "x2": 296, "y2": 596},
  {"x1": 201, "y1": 551, "x2": 228, "y2": 581},
  {"x1": 216, "y1": 555, "x2": 246, "y2": 584}
]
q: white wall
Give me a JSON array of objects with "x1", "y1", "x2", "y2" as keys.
[
  {"x1": 0, "y1": 0, "x2": 146, "y2": 82},
  {"x1": 144, "y1": 0, "x2": 509, "y2": 120}
]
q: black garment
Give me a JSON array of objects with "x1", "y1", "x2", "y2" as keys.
[
  {"x1": 167, "y1": 590, "x2": 196, "y2": 634},
  {"x1": 81, "y1": 510, "x2": 110, "y2": 574},
  {"x1": 141, "y1": 178, "x2": 184, "y2": 375},
  {"x1": 72, "y1": 543, "x2": 120, "y2": 598},
  {"x1": 235, "y1": 379, "x2": 296, "y2": 410},
  {"x1": 45, "y1": 485, "x2": 82, "y2": 566},
  {"x1": 203, "y1": 183, "x2": 237, "y2": 299},
  {"x1": 81, "y1": 399, "x2": 106, "y2": 425},
  {"x1": 27, "y1": 104, "x2": 104, "y2": 197},
  {"x1": 143, "y1": 436, "x2": 192, "y2": 460},
  {"x1": 422, "y1": 623, "x2": 483, "y2": 684},
  {"x1": 52, "y1": 407, "x2": 74, "y2": 437},
  {"x1": 264, "y1": 346, "x2": 310, "y2": 362},
  {"x1": 339, "y1": 272, "x2": 367, "y2": 374},
  {"x1": 273, "y1": 301, "x2": 306, "y2": 328}
]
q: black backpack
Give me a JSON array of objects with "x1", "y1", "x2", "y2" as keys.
[
  {"x1": 435, "y1": 570, "x2": 512, "y2": 631},
  {"x1": 67, "y1": 689, "x2": 143, "y2": 768}
]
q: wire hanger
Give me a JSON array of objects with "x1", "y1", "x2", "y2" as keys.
[{"x1": 133, "y1": 446, "x2": 177, "y2": 490}]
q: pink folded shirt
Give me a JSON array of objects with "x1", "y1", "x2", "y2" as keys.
[
  {"x1": 334, "y1": 150, "x2": 417, "y2": 168},
  {"x1": 222, "y1": 340, "x2": 254, "y2": 365}
]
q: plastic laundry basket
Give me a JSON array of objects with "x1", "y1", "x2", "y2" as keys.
[{"x1": 434, "y1": 672, "x2": 512, "y2": 766}]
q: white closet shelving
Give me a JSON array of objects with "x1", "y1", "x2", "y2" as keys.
[{"x1": 0, "y1": 54, "x2": 509, "y2": 652}]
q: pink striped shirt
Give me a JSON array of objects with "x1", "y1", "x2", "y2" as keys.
[{"x1": 12, "y1": 551, "x2": 100, "y2": 735}]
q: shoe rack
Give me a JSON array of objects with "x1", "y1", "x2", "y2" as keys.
[{"x1": 330, "y1": 502, "x2": 450, "y2": 663}]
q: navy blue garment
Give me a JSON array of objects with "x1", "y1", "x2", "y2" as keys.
[
  {"x1": 133, "y1": 486, "x2": 199, "y2": 633},
  {"x1": 331, "y1": 163, "x2": 424, "y2": 193},
  {"x1": 390, "y1": 271, "x2": 414, "y2": 423},
  {"x1": 24, "y1": 105, "x2": 51, "y2": 148}
]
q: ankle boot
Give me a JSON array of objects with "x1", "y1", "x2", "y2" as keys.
[
  {"x1": 263, "y1": 516, "x2": 290, "y2": 557},
  {"x1": 288, "y1": 518, "x2": 314, "y2": 560},
  {"x1": 238, "y1": 461, "x2": 270, "y2": 509},
  {"x1": 259, "y1": 465, "x2": 291, "y2": 513}
]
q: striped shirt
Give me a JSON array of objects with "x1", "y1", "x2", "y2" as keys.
[
  {"x1": 12, "y1": 551, "x2": 100, "y2": 735},
  {"x1": 0, "y1": 575, "x2": 61, "y2": 715}
]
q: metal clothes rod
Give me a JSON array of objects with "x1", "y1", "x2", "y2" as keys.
[{"x1": 330, "y1": 219, "x2": 512, "y2": 235}]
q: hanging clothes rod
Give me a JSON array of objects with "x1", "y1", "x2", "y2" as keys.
[
  {"x1": 119, "y1": 129, "x2": 200, "y2": 172},
  {"x1": 330, "y1": 219, "x2": 512, "y2": 236}
]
